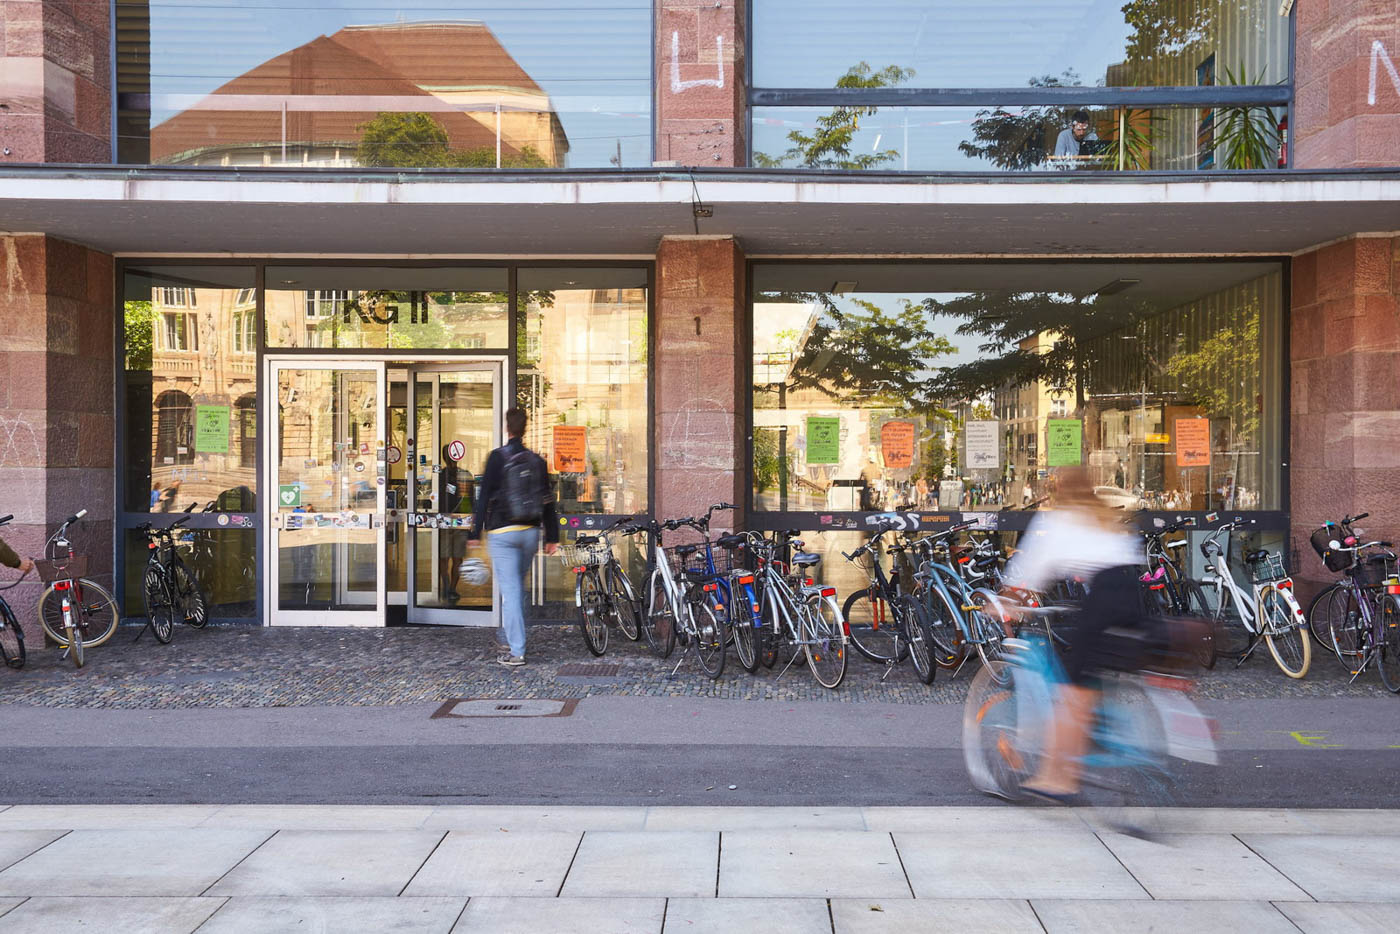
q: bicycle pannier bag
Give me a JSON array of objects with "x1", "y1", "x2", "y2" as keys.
[
  {"x1": 1310, "y1": 524, "x2": 1355, "y2": 573},
  {"x1": 499, "y1": 449, "x2": 545, "y2": 525}
]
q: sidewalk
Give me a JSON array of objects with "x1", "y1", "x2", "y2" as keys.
[{"x1": 0, "y1": 805, "x2": 1396, "y2": 932}]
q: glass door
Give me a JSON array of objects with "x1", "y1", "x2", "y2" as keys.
[
  {"x1": 266, "y1": 361, "x2": 386, "y2": 625},
  {"x1": 387, "y1": 362, "x2": 502, "y2": 626}
]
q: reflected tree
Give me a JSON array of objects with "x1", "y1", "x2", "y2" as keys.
[
  {"x1": 357, "y1": 112, "x2": 549, "y2": 168},
  {"x1": 753, "y1": 63, "x2": 914, "y2": 169},
  {"x1": 958, "y1": 72, "x2": 1081, "y2": 171}
]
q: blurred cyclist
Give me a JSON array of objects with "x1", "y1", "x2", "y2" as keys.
[
  {"x1": 0, "y1": 535, "x2": 35, "y2": 576},
  {"x1": 1002, "y1": 465, "x2": 1145, "y2": 801}
]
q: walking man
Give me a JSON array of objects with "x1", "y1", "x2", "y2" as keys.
[{"x1": 469, "y1": 408, "x2": 558, "y2": 667}]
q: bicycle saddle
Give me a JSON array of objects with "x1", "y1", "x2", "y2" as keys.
[
  {"x1": 716, "y1": 534, "x2": 745, "y2": 549},
  {"x1": 575, "y1": 535, "x2": 599, "y2": 546},
  {"x1": 674, "y1": 544, "x2": 700, "y2": 557},
  {"x1": 792, "y1": 552, "x2": 821, "y2": 567},
  {"x1": 1244, "y1": 549, "x2": 1269, "y2": 562}
]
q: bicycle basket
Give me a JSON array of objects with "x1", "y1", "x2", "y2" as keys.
[
  {"x1": 556, "y1": 542, "x2": 606, "y2": 570},
  {"x1": 1248, "y1": 552, "x2": 1288, "y2": 584},
  {"x1": 35, "y1": 555, "x2": 88, "y2": 583},
  {"x1": 664, "y1": 544, "x2": 709, "y2": 578},
  {"x1": 1354, "y1": 554, "x2": 1398, "y2": 589},
  {"x1": 1310, "y1": 525, "x2": 1355, "y2": 572}
]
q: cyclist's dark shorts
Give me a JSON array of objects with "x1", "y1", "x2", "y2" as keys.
[{"x1": 1064, "y1": 564, "x2": 1144, "y2": 685}]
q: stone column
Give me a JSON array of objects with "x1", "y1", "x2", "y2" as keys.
[
  {"x1": 0, "y1": 235, "x2": 115, "y2": 638},
  {"x1": 1289, "y1": 236, "x2": 1400, "y2": 596},
  {"x1": 654, "y1": 235, "x2": 746, "y2": 530},
  {"x1": 1294, "y1": 1, "x2": 1400, "y2": 168},
  {"x1": 655, "y1": 0, "x2": 747, "y2": 166}
]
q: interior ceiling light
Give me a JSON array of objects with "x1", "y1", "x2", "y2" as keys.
[
  {"x1": 1093, "y1": 278, "x2": 1141, "y2": 296},
  {"x1": 831, "y1": 281, "x2": 858, "y2": 295}
]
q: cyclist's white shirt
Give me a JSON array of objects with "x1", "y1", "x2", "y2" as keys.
[{"x1": 1003, "y1": 509, "x2": 1143, "y2": 593}]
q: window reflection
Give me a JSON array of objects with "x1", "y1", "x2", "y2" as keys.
[
  {"x1": 752, "y1": 263, "x2": 1283, "y2": 516},
  {"x1": 119, "y1": 2, "x2": 651, "y2": 168}
]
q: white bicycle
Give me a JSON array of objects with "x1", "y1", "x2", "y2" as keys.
[{"x1": 1197, "y1": 516, "x2": 1310, "y2": 679}]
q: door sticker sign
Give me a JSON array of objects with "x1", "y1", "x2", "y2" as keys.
[
  {"x1": 386, "y1": 446, "x2": 402, "y2": 465},
  {"x1": 279, "y1": 484, "x2": 301, "y2": 507},
  {"x1": 446, "y1": 440, "x2": 466, "y2": 462}
]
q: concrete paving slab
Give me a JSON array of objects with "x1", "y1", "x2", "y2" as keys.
[
  {"x1": 0, "y1": 896, "x2": 224, "y2": 934},
  {"x1": 0, "y1": 833, "x2": 63, "y2": 873},
  {"x1": 403, "y1": 831, "x2": 581, "y2": 897},
  {"x1": 1274, "y1": 901, "x2": 1400, "y2": 934},
  {"x1": 830, "y1": 898, "x2": 1043, "y2": 933},
  {"x1": 1081, "y1": 808, "x2": 1400, "y2": 836},
  {"x1": 198, "y1": 896, "x2": 466, "y2": 933},
  {"x1": 425, "y1": 807, "x2": 647, "y2": 832},
  {"x1": 719, "y1": 831, "x2": 911, "y2": 899},
  {"x1": 1099, "y1": 832, "x2": 1312, "y2": 900},
  {"x1": 207, "y1": 830, "x2": 444, "y2": 897},
  {"x1": 452, "y1": 896, "x2": 665, "y2": 934},
  {"x1": 646, "y1": 807, "x2": 864, "y2": 831},
  {"x1": 0, "y1": 829, "x2": 269, "y2": 897},
  {"x1": 0, "y1": 901, "x2": 20, "y2": 920},
  {"x1": 895, "y1": 831, "x2": 1147, "y2": 900},
  {"x1": 1031, "y1": 899, "x2": 1300, "y2": 933},
  {"x1": 663, "y1": 897, "x2": 831, "y2": 933},
  {"x1": 1239, "y1": 834, "x2": 1400, "y2": 901},
  {"x1": 0, "y1": 805, "x2": 221, "y2": 830},
  {"x1": 201, "y1": 805, "x2": 435, "y2": 830},
  {"x1": 861, "y1": 806, "x2": 1086, "y2": 833},
  {"x1": 560, "y1": 831, "x2": 717, "y2": 898}
]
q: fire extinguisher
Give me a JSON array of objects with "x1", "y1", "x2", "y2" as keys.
[{"x1": 1277, "y1": 114, "x2": 1288, "y2": 168}]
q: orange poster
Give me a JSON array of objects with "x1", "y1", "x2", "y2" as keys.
[
  {"x1": 881, "y1": 420, "x2": 915, "y2": 470},
  {"x1": 1175, "y1": 418, "x2": 1211, "y2": 467},
  {"x1": 552, "y1": 425, "x2": 588, "y2": 473}
]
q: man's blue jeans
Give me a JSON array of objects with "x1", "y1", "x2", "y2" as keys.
[{"x1": 487, "y1": 527, "x2": 539, "y2": 658}]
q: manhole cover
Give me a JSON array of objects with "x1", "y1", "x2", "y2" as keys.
[
  {"x1": 556, "y1": 663, "x2": 621, "y2": 678},
  {"x1": 431, "y1": 698, "x2": 578, "y2": 719}
]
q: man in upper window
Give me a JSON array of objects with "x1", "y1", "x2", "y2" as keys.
[{"x1": 1053, "y1": 110, "x2": 1099, "y2": 164}]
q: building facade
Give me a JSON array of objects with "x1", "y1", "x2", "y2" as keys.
[{"x1": 1, "y1": 1, "x2": 1398, "y2": 629}]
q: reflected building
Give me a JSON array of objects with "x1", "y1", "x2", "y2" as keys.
[{"x1": 150, "y1": 21, "x2": 569, "y2": 167}]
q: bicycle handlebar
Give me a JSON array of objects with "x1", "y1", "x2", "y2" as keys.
[{"x1": 0, "y1": 514, "x2": 11, "y2": 526}]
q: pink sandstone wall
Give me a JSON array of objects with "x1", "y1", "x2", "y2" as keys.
[
  {"x1": 1294, "y1": 0, "x2": 1400, "y2": 168},
  {"x1": 654, "y1": 0, "x2": 746, "y2": 167}
]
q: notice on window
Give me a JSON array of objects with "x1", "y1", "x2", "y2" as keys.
[
  {"x1": 1046, "y1": 419, "x2": 1082, "y2": 467},
  {"x1": 881, "y1": 420, "x2": 915, "y2": 470},
  {"x1": 964, "y1": 420, "x2": 1000, "y2": 470},
  {"x1": 1175, "y1": 418, "x2": 1211, "y2": 467},
  {"x1": 806, "y1": 416, "x2": 840, "y2": 465},
  {"x1": 194, "y1": 405, "x2": 230, "y2": 454},
  {"x1": 552, "y1": 425, "x2": 588, "y2": 474}
]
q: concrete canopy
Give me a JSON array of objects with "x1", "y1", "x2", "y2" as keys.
[{"x1": 1, "y1": 167, "x2": 1399, "y2": 256}]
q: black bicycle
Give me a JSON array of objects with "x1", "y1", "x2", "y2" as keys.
[
  {"x1": 137, "y1": 516, "x2": 209, "y2": 643},
  {"x1": 0, "y1": 514, "x2": 27, "y2": 669},
  {"x1": 560, "y1": 516, "x2": 646, "y2": 656}
]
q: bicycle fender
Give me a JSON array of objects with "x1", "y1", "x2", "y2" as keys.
[{"x1": 1145, "y1": 687, "x2": 1219, "y2": 765}]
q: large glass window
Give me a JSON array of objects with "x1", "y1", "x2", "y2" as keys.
[
  {"x1": 117, "y1": 1, "x2": 652, "y2": 169},
  {"x1": 266, "y1": 267, "x2": 510, "y2": 349},
  {"x1": 752, "y1": 1, "x2": 1290, "y2": 171},
  {"x1": 751, "y1": 262, "x2": 1285, "y2": 525}
]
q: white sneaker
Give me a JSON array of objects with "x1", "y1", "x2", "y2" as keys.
[{"x1": 497, "y1": 654, "x2": 526, "y2": 668}]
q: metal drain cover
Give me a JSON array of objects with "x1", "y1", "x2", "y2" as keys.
[
  {"x1": 431, "y1": 698, "x2": 577, "y2": 719},
  {"x1": 555, "y1": 662, "x2": 621, "y2": 678}
]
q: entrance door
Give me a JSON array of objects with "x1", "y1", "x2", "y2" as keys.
[
  {"x1": 387, "y1": 363, "x2": 502, "y2": 625},
  {"x1": 267, "y1": 361, "x2": 386, "y2": 626}
]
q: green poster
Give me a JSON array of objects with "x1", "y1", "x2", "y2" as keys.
[
  {"x1": 1046, "y1": 419, "x2": 1083, "y2": 467},
  {"x1": 278, "y1": 484, "x2": 301, "y2": 508},
  {"x1": 194, "y1": 405, "x2": 230, "y2": 453},
  {"x1": 806, "y1": 416, "x2": 840, "y2": 465}
]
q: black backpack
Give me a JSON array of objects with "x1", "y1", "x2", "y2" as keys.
[{"x1": 498, "y1": 447, "x2": 545, "y2": 525}]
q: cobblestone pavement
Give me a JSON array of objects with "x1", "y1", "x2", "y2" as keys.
[{"x1": 1, "y1": 622, "x2": 1391, "y2": 709}]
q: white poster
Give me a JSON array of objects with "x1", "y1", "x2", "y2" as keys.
[{"x1": 965, "y1": 420, "x2": 1000, "y2": 470}]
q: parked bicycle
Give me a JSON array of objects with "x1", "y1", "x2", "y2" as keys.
[
  {"x1": 841, "y1": 522, "x2": 935, "y2": 683},
  {"x1": 0, "y1": 514, "x2": 28, "y2": 669},
  {"x1": 35, "y1": 510, "x2": 119, "y2": 668},
  {"x1": 136, "y1": 515, "x2": 209, "y2": 644},
  {"x1": 639, "y1": 504, "x2": 735, "y2": 679},
  {"x1": 746, "y1": 528, "x2": 847, "y2": 689},
  {"x1": 559, "y1": 516, "x2": 645, "y2": 656},
  {"x1": 1196, "y1": 516, "x2": 1310, "y2": 679},
  {"x1": 1306, "y1": 513, "x2": 1400, "y2": 691}
]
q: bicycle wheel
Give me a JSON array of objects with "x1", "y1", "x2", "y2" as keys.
[
  {"x1": 757, "y1": 589, "x2": 779, "y2": 669},
  {"x1": 925, "y1": 587, "x2": 969, "y2": 670},
  {"x1": 896, "y1": 595, "x2": 936, "y2": 684},
  {"x1": 1305, "y1": 582, "x2": 1345, "y2": 654},
  {"x1": 607, "y1": 565, "x2": 642, "y2": 641},
  {"x1": 143, "y1": 568, "x2": 175, "y2": 645},
  {"x1": 577, "y1": 569, "x2": 608, "y2": 657},
  {"x1": 65, "y1": 609, "x2": 84, "y2": 668},
  {"x1": 729, "y1": 579, "x2": 759, "y2": 673},
  {"x1": 1180, "y1": 579, "x2": 1216, "y2": 669},
  {"x1": 641, "y1": 567, "x2": 676, "y2": 659},
  {"x1": 803, "y1": 595, "x2": 847, "y2": 689},
  {"x1": 173, "y1": 564, "x2": 208, "y2": 628},
  {"x1": 1203, "y1": 585, "x2": 1251, "y2": 659},
  {"x1": 961, "y1": 659, "x2": 1031, "y2": 800},
  {"x1": 1260, "y1": 587, "x2": 1310, "y2": 679},
  {"x1": 1377, "y1": 595, "x2": 1400, "y2": 693},
  {"x1": 971, "y1": 590, "x2": 1012, "y2": 684},
  {"x1": 691, "y1": 599, "x2": 727, "y2": 680},
  {"x1": 39, "y1": 579, "x2": 119, "y2": 648},
  {"x1": 1330, "y1": 588, "x2": 1367, "y2": 661},
  {"x1": 842, "y1": 587, "x2": 908, "y2": 663},
  {"x1": 0, "y1": 603, "x2": 25, "y2": 669}
]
